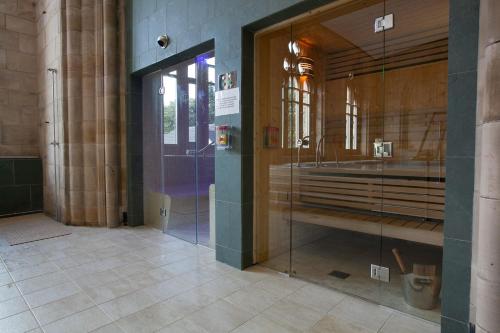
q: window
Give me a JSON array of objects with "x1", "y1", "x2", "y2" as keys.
[
  {"x1": 345, "y1": 85, "x2": 358, "y2": 150},
  {"x1": 207, "y1": 57, "x2": 215, "y2": 145},
  {"x1": 163, "y1": 70, "x2": 178, "y2": 144},
  {"x1": 282, "y1": 76, "x2": 311, "y2": 148}
]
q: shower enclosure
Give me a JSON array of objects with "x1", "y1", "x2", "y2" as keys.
[
  {"x1": 255, "y1": 0, "x2": 447, "y2": 322},
  {"x1": 143, "y1": 51, "x2": 216, "y2": 248}
]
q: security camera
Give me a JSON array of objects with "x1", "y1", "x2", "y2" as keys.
[{"x1": 157, "y1": 35, "x2": 169, "y2": 49}]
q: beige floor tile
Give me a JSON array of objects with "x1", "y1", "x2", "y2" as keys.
[
  {"x1": 0, "y1": 296, "x2": 29, "y2": 320},
  {"x1": 0, "y1": 310, "x2": 39, "y2": 333},
  {"x1": 157, "y1": 317, "x2": 211, "y2": 333},
  {"x1": 89, "y1": 322, "x2": 125, "y2": 333},
  {"x1": 161, "y1": 258, "x2": 199, "y2": 276},
  {"x1": 98, "y1": 289, "x2": 157, "y2": 320},
  {"x1": 0, "y1": 283, "x2": 21, "y2": 302},
  {"x1": 329, "y1": 296, "x2": 393, "y2": 332},
  {"x1": 16, "y1": 271, "x2": 70, "y2": 295},
  {"x1": 184, "y1": 299, "x2": 254, "y2": 332},
  {"x1": 112, "y1": 261, "x2": 157, "y2": 277},
  {"x1": 285, "y1": 284, "x2": 346, "y2": 314},
  {"x1": 194, "y1": 275, "x2": 245, "y2": 299},
  {"x1": 175, "y1": 267, "x2": 219, "y2": 287},
  {"x1": 3, "y1": 253, "x2": 49, "y2": 272},
  {"x1": 0, "y1": 272, "x2": 12, "y2": 287},
  {"x1": 9, "y1": 261, "x2": 59, "y2": 282},
  {"x1": 225, "y1": 265, "x2": 274, "y2": 284},
  {"x1": 84, "y1": 278, "x2": 139, "y2": 304},
  {"x1": 42, "y1": 306, "x2": 112, "y2": 333},
  {"x1": 146, "y1": 252, "x2": 191, "y2": 267},
  {"x1": 380, "y1": 313, "x2": 440, "y2": 333},
  {"x1": 308, "y1": 315, "x2": 376, "y2": 333},
  {"x1": 32, "y1": 291, "x2": 95, "y2": 326},
  {"x1": 253, "y1": 275, "x2": 306, "y2": 298},
  {"x1": 263, "y1": 299, "x2": 324, "y2": 332},
  {"x1": 24, "y1": 281, "x2": 80, "y2": 308},
  {"x1": 224, "y1": 284, "x2": 281, "y2": 315},
  {"x1": 115, "y1": 300, "x2": 186, "y2": 333},
  {"x1": 142, "y1": 277, "x2": 194, "y2": 303},
  {"x1": 73, "y1": 269, "x2": 122, "y2": 290},
  {"x1": 124, "y1": 267, "x2": 174, "y2": 289},
  {"x1": 166, "y1": 289, "x2": 215, "y2": 313},
  {"x1": 27, "y1": 329, "x2": 43, "y2": 333},
  {"x1": 232, "y1": 315, "x2": 301, "y2": 333}
]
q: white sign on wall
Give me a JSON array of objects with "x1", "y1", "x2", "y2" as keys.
[{"x1": 215, "y1": 88, "x2": 240, "y2": 116}]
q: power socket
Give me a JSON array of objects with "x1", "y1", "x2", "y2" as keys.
[{"x1": 371, "y1": 264, "x2": 390, "y2": 282}]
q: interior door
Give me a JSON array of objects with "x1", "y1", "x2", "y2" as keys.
[
  {"x1": 378, "y1": 0, "x2": 448, "y2": 323},
  {"x1": 289, "y1": 0, "x2": 386, "y2": 304},
  {"x1": 143, "y1": 70, "x2": 165, "y2": 230},
  {"x1": 160, "y1": 60, "x2": 198, "y2": 243},
  {"x1": 158, "y1": 52, "x2": 216, "y2": 247},
  {"x1": 195, "y1": 53, "x2": 216, "y2": 248}
]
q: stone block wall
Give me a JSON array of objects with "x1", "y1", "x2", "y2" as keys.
[
  {"x1": 0, "y1": 0, "x2": 38, "y2": 156},
  {"x1": 36, "y1": 0, "x2": 63, "y2": 219}
]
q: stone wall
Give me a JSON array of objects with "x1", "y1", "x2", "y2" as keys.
[
  {"x1": 36, "y1": 0, "x2": 63, "y2": 219},
  {"x1": 0, "y1": 0, "x2": 38, "y2": 156},
  {"x1": 472, "y1": 0, "x2": 500, "y2": 332}
]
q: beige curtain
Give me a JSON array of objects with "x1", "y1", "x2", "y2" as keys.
[{"x1": 59, "y1": 0, "x2": 125, "y2": 227}]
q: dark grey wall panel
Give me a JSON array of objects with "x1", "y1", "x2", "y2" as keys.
[
  {"x1": 0, "y1": 157, "x2": 43, "y2": 216},
  {"x1": 442, "y1": 0, "x2": 480, "y2": 331}
]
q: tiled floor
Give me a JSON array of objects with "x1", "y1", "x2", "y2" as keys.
[
  {"x1": 0, "y1": 214, "x2": 440, "y2": 333},
  {"x1": 262, "y1": 228, "x2": 442, "y2": 323}
]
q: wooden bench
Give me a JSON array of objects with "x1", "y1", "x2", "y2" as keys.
[{"x1": 269, "y1": 164, "x2": 445, "y2": 246}]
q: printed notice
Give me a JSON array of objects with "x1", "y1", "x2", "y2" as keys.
[{"x1": 215, "y1": 88, "x2": 240, "y2": 116}]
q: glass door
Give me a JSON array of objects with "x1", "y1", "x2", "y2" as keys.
[
  {"x1": 289, "y1": 0, "x2": 385, "y2": 304},
  {"x1": 159, "y1": 51, "x2": 215, "y2": 247},
  {"x1": 255, "y1": 0, "x2": 448, "y2": 324},
  {"x1": 160, "y1": 61, "x2": 197, "y2": 243},
  {"x1": 378, "y1": 0, "x2": 448, "y2": 322},
  {"x1": 194, "y1": 53, "x2": 216, "y2": 248},
  {"x1": 143, "y1": 70, "x2": 164, "y2": 230}
]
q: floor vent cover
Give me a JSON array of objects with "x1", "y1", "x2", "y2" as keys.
[{"x1": 329, "y1": 270, "x2": 350, "y2": 279}]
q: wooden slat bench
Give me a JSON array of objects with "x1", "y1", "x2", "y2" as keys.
[{"x1": 269, "y1": 163, "x2": 445, "y2": 247}]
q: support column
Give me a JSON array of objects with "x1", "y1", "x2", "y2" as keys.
[{"x1": 474, "y1": 0, "x2": 500, "y2": 332}]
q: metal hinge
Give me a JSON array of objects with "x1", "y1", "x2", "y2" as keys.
[{"x1": 374, "y1": 13, "x2": 394, "y2": 33}]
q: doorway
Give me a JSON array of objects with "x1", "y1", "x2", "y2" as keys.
[
  {"x1": 254, "y1": 0, "x2": 447, "y2": 323},
  {"x1": 142, "y1": 51, "x2": 216, "y2": 248}
]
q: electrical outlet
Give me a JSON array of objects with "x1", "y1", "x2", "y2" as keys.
[{"x1": 371, "y1": 264, "x2": 390, "y2": 282}]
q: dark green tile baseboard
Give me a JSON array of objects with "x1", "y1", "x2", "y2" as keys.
[{"x1": 0, "y1": 157, "x2": 43, "y2": 216}]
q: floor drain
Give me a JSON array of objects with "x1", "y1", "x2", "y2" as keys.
[{"x1": 329, "y1": 270, "x2": 350, "y2": 279}]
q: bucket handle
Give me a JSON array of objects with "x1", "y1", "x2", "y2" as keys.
[{"x1": 407, "y1": 277, "x2": 433, "y2": 291}]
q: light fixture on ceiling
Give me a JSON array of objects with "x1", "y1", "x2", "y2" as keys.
[{"x1": 283, "y1": 41, "x2": 314, "y2": 78}]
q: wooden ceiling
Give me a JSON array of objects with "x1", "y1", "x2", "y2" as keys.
[{"x1": 294, "y1": 0, "x2": 449, "y2": 58}]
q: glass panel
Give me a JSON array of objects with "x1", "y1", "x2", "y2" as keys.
[
  {"x1": 142, "y1": 71, "x2": 164, "y2": 230},
  {"x1": 188, "y1": 83, "x2": 196, "y2": 143},
  {"x1": 254, "y1": 24, "x2": 293, "y2": 274},
  {"x1": 289, "y1": 0, "x2": 385, "y2": 303},
  {"x1": 163, "y1": 71, "x2": 178, "y2": 145},
  {"x1": 195, "y1": 52, "x2": 215, "y2": 248},
  {"x1": 161, "y1": 60, "x2": 197, "y2": 244},
  {"x1": 379, "y1": 0, "x2": 448, "y2": 323}
]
